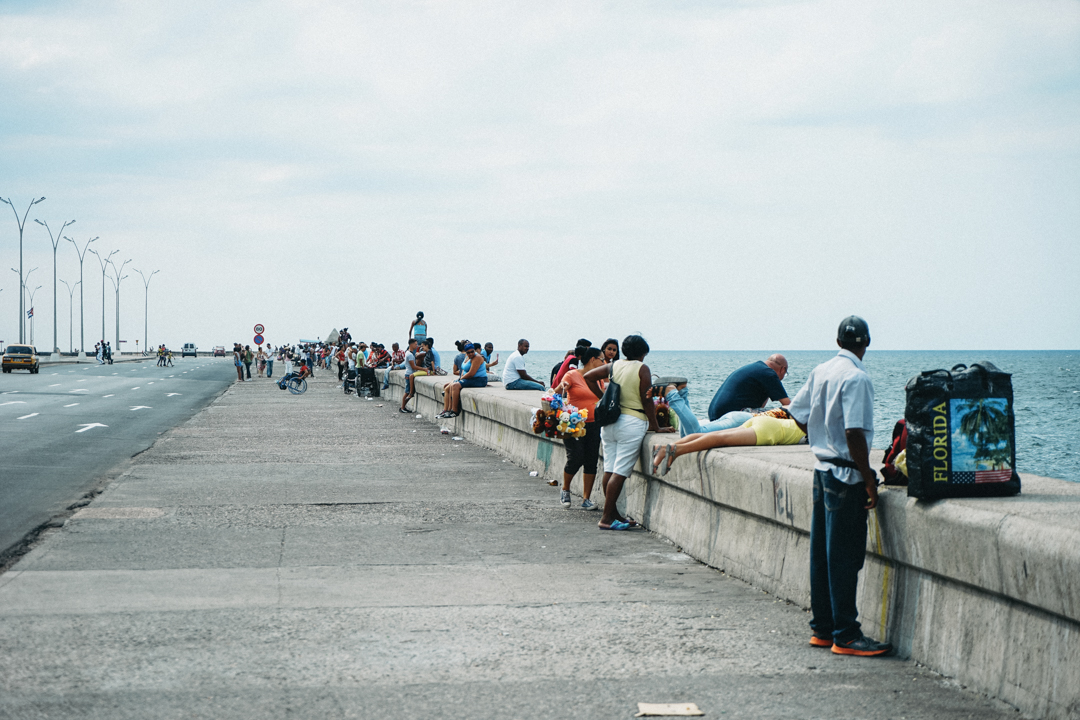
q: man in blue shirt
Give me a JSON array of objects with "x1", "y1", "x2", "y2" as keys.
[
  {"x1": 788, "y1": 316, "x2": 892, "y2": 657},
  {"x1": 707, "y1": 355, "x2": 790, "y2": 421}
]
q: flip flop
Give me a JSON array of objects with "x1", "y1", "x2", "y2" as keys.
[
  {"x1": 651, "y1": 445, "x2": 666, "y2": 475},
  {"x1": 599, "y1": 520, "x2": 632, "y2": 531},
  {"x1": 661, "y1": 443, "x2": 678, "y2": 477}
]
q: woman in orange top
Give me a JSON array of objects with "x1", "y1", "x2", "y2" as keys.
[{"x1": 554, "y1": 347, "x2": 606, "y2": 511}]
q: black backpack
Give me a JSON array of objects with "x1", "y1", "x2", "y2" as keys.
[{"x1": 904, "y1": 362, "x2": 1021, "y2": 499}]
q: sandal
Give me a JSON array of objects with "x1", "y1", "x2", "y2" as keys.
[
  {"x1": 599, "y1": 520, "x2": 632, "y2": 531},
  {"x1": 661, "y1": 443, "x2": 678, "y2": 476}
]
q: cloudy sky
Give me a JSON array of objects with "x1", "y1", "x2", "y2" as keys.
[{"x1": 1, "y1": 0, "x2": 1078, "y2": 352}]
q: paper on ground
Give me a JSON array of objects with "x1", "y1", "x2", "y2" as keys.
[{"x1": 635, "y1": 702, "x2": 704, "y2": 717}]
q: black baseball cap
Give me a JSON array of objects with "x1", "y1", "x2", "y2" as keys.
[{"x1": 837, "y1": 316, "x2": 870, "y2": 345}]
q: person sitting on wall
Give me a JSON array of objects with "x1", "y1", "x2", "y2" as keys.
[
  {"x1": 707, "y1": 354, "x2": 791, "y2": 421},
  {"x1": 650, "y1": 408, "x2": 805, "y2": 476},
  {"x1": 502, "y1": 339, "x2": 545, "y2": 391},
  {"x1": 437, "y1": 343, "x2": 488, "y2": 418}
]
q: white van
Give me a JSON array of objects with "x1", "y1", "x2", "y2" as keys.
[{"x1": 181, "y1": 343, "x2": 197, "y2": 358}]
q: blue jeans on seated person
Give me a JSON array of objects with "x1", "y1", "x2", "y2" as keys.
[
  {"x1": 383, "y1": 363, "x2": 406, "y2": 389},
  {"x1": 665, "y1": 387, "x2": 752, "y2": 437},
  {"x1": 505, "y1": 378, "x2": 544, "y2": 391},
  {"x1": 810, "y1": 469, "x2": 869, "y2": 644}
]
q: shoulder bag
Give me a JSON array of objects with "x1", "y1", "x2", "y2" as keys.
[{"x1": 593, "y1": 361, "x2": 622, "y2": 427}]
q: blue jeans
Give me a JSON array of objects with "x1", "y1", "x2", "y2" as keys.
[
  {"x1": 383, "y1": 363, "x2": 406, "y2": 389},
  {"x1": 266, "y1": 359, "x2": 273, "y2": 377},
  {"x1": 666, "y1": 387, "x2": 752, "y2": 437},
  {"x1": 505, "y1": 378, "x2": 544, "y2": 391},
  {"x1": 810, "y1": 469, "x2": 869, "y2": 643}
]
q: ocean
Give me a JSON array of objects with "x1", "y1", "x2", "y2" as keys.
[{"x1": 484, "y1": 349, "x2": 1079, "y2": 483}]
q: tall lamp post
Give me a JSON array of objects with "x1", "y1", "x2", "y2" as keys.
[
  {"x1": 27, "y1": 285, "x2": 42, "y2": 346},
  {"x1": 0, "y1": 196, "x2": 45, "y2": 343},
  {"x1": 134, "y1": 269, "x2": 159, "y2": 355},
  {"x1": 66, "y1": 236, "x2": 97, "y2": 354},
  {"x1": 88, "y1": 248, "x2": 117, "y2": 346},
  {"x1": 34, "y1": 217, "x2": 76, "y2": 353},
  {"x1": 60, "y1": 279, "x2": 80, "y2": 353},
  {"x1": 108, "y1": 258, "x2": 130, "y2": 355},
  {"x1": 10, "y1": 267, "x2": 39, "y2": 338}
]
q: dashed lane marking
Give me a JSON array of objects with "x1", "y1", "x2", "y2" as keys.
[
  {"x1": 166, "y1": 393, "x2": 182, "y2": 397},
  {"x1": 69, "y1": 389, "x2": 89, "y2": 393},
  {"x1": 0, "y1": 401, "x2": 28, "y2": 406},
  {"x1": 64, "y1": 403, "x2": 79, "y2": 407},
  {"x1": 17, "y1": 413, "x2": 39, "y2": 420},
  {"x1": 48, "y1": 383, "x2": 60, "y2": 387},
  {"x1": 130, "y1": 406, "x2": 152, "y2": 411},
  {"x1": 103, "y1": 394, "x2": 114, "y2": 398},
  {"x1": 76, "y1": 423, "x2": 108, "y2": 433},
  {"x1": 131, "y1": 387, "x2": 140, "y2": 390}
]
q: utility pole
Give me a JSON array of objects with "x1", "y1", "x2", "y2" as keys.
[
  {"x1": 0, "y1": 196, "x2": 46, "y2": 342},
  {"x1": 34, "y1": 217, "x2": 76, "y2": 353},
  {"x1": 108, "y1": 258, "x2": 130, "y2": 355},
  {"x1": 88, "y1": 248, "x2": 117, "y2": 347},
  {"x1": 60, "y1": 279, "x2": 80, "y2": 352},
  {"x1": 66, "y1": 236, "x2": 97, "y2": 354},
  {"x1": 134, "y1": 268, "x2": 159, "y2": 355}
]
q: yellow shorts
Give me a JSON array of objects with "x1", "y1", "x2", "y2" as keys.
[
  {"x1": 412, "y1": 370, "x2": 428, "y2": 377},
  {"x1": 741, "y1": 415, "x2": 805, "y2": 446}
]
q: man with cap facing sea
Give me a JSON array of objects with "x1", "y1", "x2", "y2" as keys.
[{"x1": 788, "y1": 316, "x2": 893, "y2": 657}]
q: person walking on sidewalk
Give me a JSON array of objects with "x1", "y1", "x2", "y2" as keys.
[
  {"x1": 266, "y1": 347, "x2": 274, "y2": 378},
  {"x1": 243, "y1": 345, "x2": 254, "y2": 380},
  {"x1": 787, "y1": 316, "x2": 893, "y2": 657}
]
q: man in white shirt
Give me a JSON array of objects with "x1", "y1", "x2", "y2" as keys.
[
  {"x1": 399, "y1": 339, "x2": 421, "y2": 413},
  {"x1": 502, "y1": 339, "x2": 545, "y2": 390},
  {"x1": 789, "y1": 316, "x2": 892, "y2": 658}
]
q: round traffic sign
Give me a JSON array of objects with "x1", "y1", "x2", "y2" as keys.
[
  {"x1": 254, "y1": 324, "x2": 265, "y2": 334},
  {"x1": 254, "y1": 334, "x2": 264, "y2": 345}
]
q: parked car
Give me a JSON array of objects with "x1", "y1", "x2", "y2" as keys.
[
  {"x1": 181, "y1": 343, "x2": 197, "y2": 358},
  {"x1": 2, "y1": 344, "x2": 40, "y2": 373},
  {"x1": 213, "y1": 346, "x2": 226, "y2": 357}
]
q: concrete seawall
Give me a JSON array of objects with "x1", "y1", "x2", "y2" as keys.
[{"x1": 382, "y1": 370, "x2": 1080, "y2": 720}]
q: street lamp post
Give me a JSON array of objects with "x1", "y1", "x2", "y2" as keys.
[
  {"x1": 88, "y1": 248, "x2": 117, "y2": 348},
  {"x1": 66, "y1": 236, "x2": 97, "y2": 354},
  {"x1": 27, "y1": 285, "x2": 42, "y2": 346},
  {"x1": 0, "y1": 196, "x2": 45, "y2": 343},
  {"x1": 134, "y1": 269, "x2": 159, "y2": 355},
  {"x1": 108, "y1": 258, "x2": 130, "y2": 355},
  {"x1": 33, "y1": 217, "x2": 76, "y2": 353},
  {"x1": 10, "y1": 267, "x2": 39, "y2": 337},
  {"x1": 60, "y1": 279, "x2": 80, "y2": 353}
]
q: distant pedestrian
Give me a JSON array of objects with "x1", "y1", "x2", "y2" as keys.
[
  {"x1": 243, "y1": 345, "x2": 254, "y2": 379},
  {"x1": 788, "y1": 316, "x2": 892, "y2": 657},
  {"x1": 233, "y1": 343, "x2": 244, "y2": 382},
  {"x1": 257, "y1": 346, "x2": 267, "y2": 377},
  {"x1": 266, "y1": 347, "x2": 274, "y2": 378}
]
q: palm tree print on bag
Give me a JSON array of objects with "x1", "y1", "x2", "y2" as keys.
[{"x1": 950, "y1": 398, "x2": 1013, "y2": 483}]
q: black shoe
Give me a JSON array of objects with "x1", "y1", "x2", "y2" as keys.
[
  {"x1": 400, "y1": 407, "x2": 411, "y2": 413},
  {"x1": 831, "y1": 635, "x2": 893, "y2": 656}
]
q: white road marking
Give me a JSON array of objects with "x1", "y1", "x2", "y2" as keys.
[
  {"x1": 49, "y1": 383, "x2": 60, "y2": 387},
  {"x1": 69, "y1": 389, "x2": 89, "y2": 393},
  {"x1": 148, "y1": 382, "x2": 154, "y2": 385},
  {"x1": 0, "y1": 401, "x2": 28, "y2": 406},
  {"x1": 17, "y1": 413, "x2": 39, "y2": 420},
  {"x1": 103, "y1": 394, "x2": 114, "y2": 398},
  {"x1": 1, "y1": 390, "x2": 18, "y2": 395},
  {"x1": 76, "y1": 423, "x2": 108, "y2": 433},
  {"x1": 64, "y1": 403, "x2": 79, "y2": 407},
  {"x1": 131, "y1": 387, "x2": 140, "y2": 390},
  {"x1": 130, "y1": 406, "x2": 152, "y2": 411},
  {"x1": 166, "y1": 393, "x2": 182, "y2": 397}
]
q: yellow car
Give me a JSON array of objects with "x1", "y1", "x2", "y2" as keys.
[{"x1": 2, "y1": 344, "x2": 40, "y2": 374}]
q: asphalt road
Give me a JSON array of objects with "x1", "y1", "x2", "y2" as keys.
[{"x1": 0, "y1": 357, "x2": 234, "y2": 558}]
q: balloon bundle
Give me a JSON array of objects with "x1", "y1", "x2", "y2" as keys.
[{"x1": 532, "y1": 393, "x2": 589, "y2": 439}]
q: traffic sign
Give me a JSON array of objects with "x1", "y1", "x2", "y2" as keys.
[
  {"x1": 254, "y1": 324, "x2": 265, "y2": 334},
  {"x1": 254, "y1": 334, "x2": 264, "y2": 345}
]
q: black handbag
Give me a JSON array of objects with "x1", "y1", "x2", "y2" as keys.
[
  {"x1": 593, "y1": 361, "x2": 622, "y2": 427},
  {"x1": 905, "y1": 362, "x2": 1021, "y2": 499}
]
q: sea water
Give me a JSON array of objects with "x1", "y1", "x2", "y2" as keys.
[{"x1": 497, "y1": 349, "x2": 1080, "y2": 483}]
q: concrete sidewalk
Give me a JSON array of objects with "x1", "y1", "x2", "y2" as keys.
[{"x1": 0, "y1": 372, "x2": 1019, "y2": 719}]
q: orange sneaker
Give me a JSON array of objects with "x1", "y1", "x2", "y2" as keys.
[
  {"x1": 809, "y1": 634, "x2": 832, "y2": 648},
  {"x1": 831, "y1": 635, "x2": 893, "y2": 656}
]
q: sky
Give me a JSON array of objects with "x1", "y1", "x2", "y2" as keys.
[{"x1": 1, "y1": 0, "x2": 1078, "y2": 353}]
